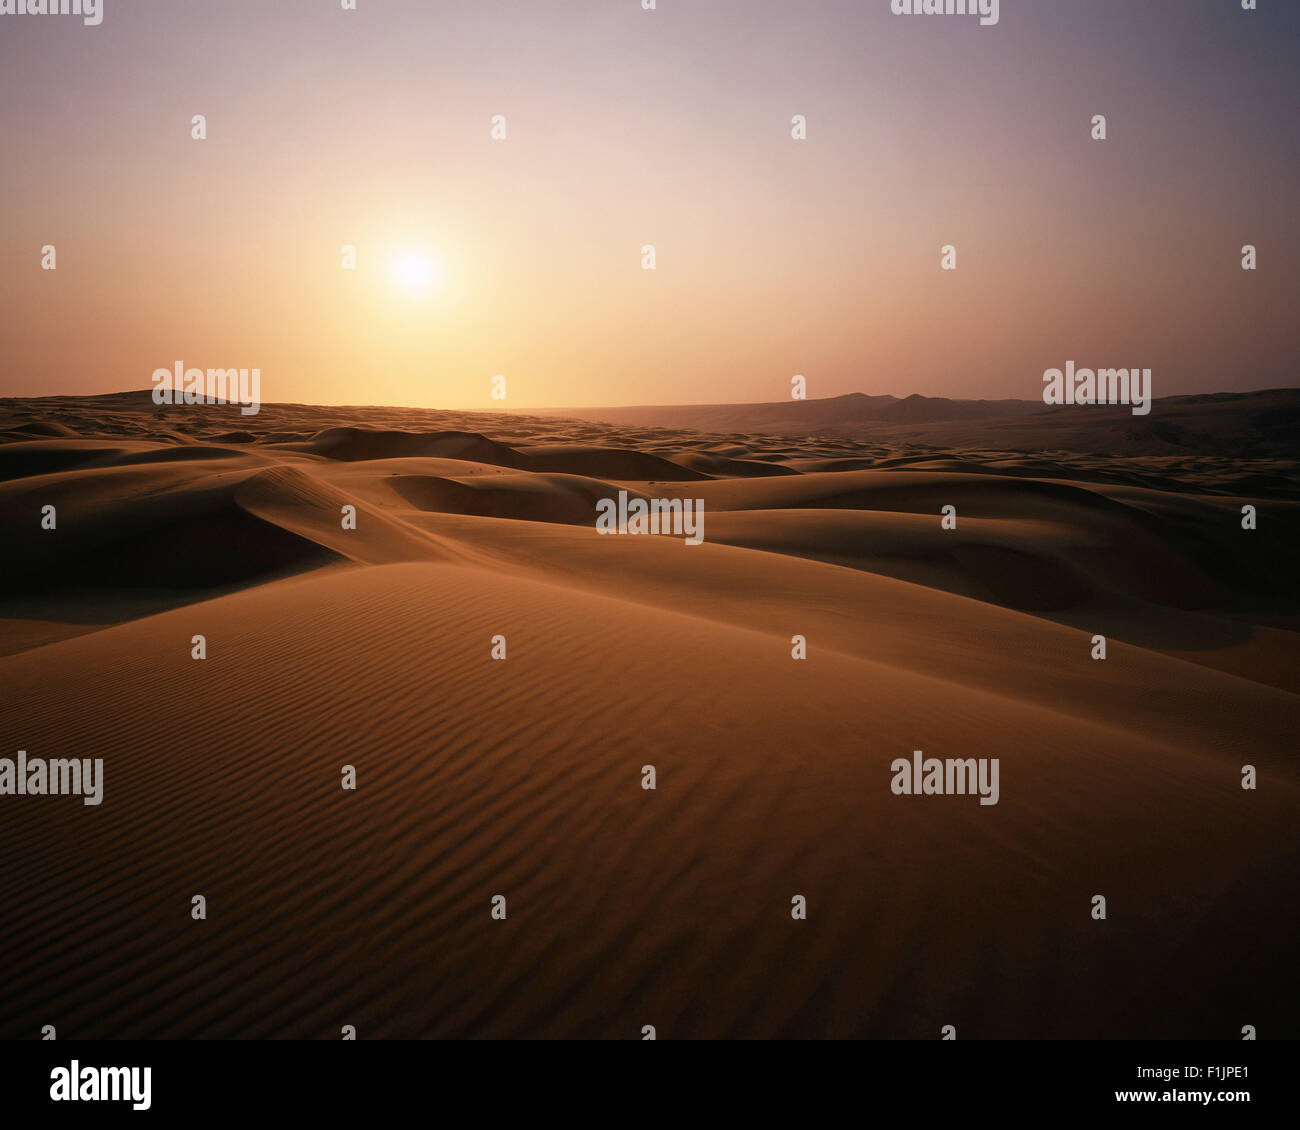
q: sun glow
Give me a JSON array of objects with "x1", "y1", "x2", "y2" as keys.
[{"x1": 392, "y1": 250, "x2": 443, "y2": 293}]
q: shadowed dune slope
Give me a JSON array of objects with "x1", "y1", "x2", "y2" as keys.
[
  {"x1": 1, "y1": 562, "x2": 1296, "y2": 1039},
  {"x1": 0, "y1": 393, "x2": 1296, "y2": 1039}
]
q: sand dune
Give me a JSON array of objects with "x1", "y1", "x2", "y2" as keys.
[{"x1": 0, "y1": 392, "x2": 1296, "y2": 1038}]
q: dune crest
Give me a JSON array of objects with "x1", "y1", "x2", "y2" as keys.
[{"x1": 0, "y1": 392, "x2": 1296, "y2": 1038}]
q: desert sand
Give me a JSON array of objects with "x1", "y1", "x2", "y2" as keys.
[{"x1": 0, "y1": 390, "x2": 1296, "y2": 1038}]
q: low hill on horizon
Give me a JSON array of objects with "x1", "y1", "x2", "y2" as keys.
[
  {"x1": 540, "y1": 387, "x2": 1300, "y2": 459},
  {"x1": 547, "y1": 390, "x2": 1046, "y2": 430},
  {"x1": 4, "y1": 386, "x2": 1297, "y2": 461}
]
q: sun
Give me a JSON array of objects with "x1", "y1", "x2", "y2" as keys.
[{"x1": 391, "y1": 249, "x2": 443, "y2": 293}]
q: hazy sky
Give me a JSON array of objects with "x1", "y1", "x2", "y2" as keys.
[{"x1": 1, "y1": 0, "x2": 1296, "y2": 409}]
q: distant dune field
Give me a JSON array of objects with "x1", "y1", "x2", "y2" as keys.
[{"x1": 0, "y1": 392, "x2": 1297, "y2": 1038}]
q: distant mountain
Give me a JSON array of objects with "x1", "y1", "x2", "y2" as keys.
[
  {"x1": 542, "y1": 391, "x2": 1045, "y2": 433},
  {"x1": 5, "y1": 387, "x2": 1297, "y2": 460},
  {"x1": 540, "y1": 389, "x2": 1300, "y2": 459}
]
